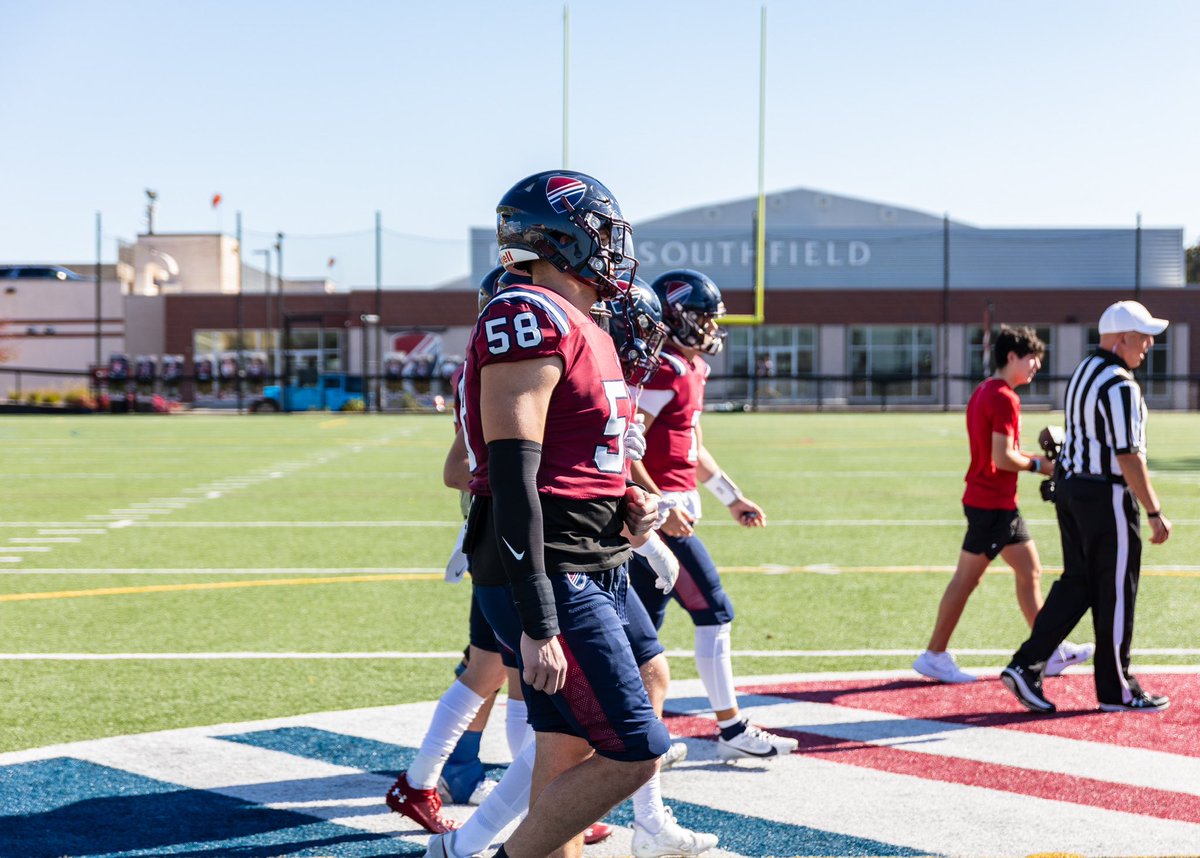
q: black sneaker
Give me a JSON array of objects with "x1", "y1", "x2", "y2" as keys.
[
  {"x1": 1000, "y1": 662, "x2": 1056, "y2": 713},
  {"x1": 1099, "y1": 692, "x2": 1170, "y2": 712}
]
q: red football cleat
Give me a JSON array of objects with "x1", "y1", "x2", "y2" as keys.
[
  {"x1": 584, "y1": 822, "x2": 614, "y2": 844},
  {"x1": 385, "y1": 771, "x2": 459, "y2": 833}
]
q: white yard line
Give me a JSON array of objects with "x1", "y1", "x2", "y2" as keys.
[{"x1": 2, "y1": 649, "x2": 1197, "y2": 661}]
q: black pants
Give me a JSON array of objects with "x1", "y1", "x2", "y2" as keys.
[{"x1": 1014, "y1": 475, "x2": 1143, "y2": 705}]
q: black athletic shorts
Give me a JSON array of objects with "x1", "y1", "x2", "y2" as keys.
[{"x1": 961, "y1": 504, "x2": 1031, "y2": 560}]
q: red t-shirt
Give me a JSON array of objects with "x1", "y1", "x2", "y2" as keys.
[
  {"x1": 638, "y1": 346, "x2": 709, "y2": 493},
  {"x1": 462, "y1": 285, "x2": 632, "y2": 500},
  {"x1": 962, "y1": 377, "x2": 1021, "y2": 510}
]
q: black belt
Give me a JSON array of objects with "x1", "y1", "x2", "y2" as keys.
[{"x1": 1063, "y1": 472, "x2": 1126, "y2": 486}]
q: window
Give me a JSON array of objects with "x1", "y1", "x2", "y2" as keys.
[
  {"x1": 1086, "y1": 325, "x2": 1171, "y2": 400},
  {"x1": 967, "y1": 325, "x2": 1053, "y2": 400},
  {"x1": 724, "y1": 325, "x2": 816, "y2": 401},
  {"x1": 848, "y1": 325, "x2": 935, "y2": 400}
]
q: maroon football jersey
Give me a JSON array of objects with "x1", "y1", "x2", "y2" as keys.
[
  {"x1": 639, "y1": 345, "x2": 709, "y2": 492},
  {"x1": 463, "y1": 284, "x2": 632, "y2": 500}
]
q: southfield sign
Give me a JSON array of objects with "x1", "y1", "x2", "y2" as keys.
[{"x1": 636, "y1": 238, "x2": 871, "y2": 268}]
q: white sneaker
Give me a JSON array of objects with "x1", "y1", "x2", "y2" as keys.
[
  {"x1": 632, "y1": 806, "x2": 719, "y2": 857},
  {"x1": 717, "y1": 721, "x2": 794, "y2": 759},
  {"x1": 1045, "y1": 641, "x2": 1095, "y2": 677},
  {"x1": 423, "y1": 831, "x2": 481, "y2": 858},
  {"x1": 466, "y1": 777, "x2": 497, "y2": 806},
  {"x1": 661, "y1": 741, "x2": 688, "y2": 770},
  {"x1": 913, "y1": 650, "x2": 976, "y2": 684}
]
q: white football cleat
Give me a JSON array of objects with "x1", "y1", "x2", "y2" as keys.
[
  {"x1": 423, "y1": 831, "x2": 481, "y2": 858},
  {"x1": 632, "y1": 807, "x2": 719, "y2": 857},
  {"x1": 913, "y1": 650, "x2": 977, "y2": 684},
  {"x1": 717, "y1": 721, "x2": 789, "y2": 760},
  {"x1": 1045, "y1": 640, "x2": 1095, "y2": 677},
  {"x1": 661, "y1": 741, "x2": 688, "y2": 770}
]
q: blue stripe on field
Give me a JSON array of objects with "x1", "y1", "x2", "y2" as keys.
[
  {"x1": 0, "y1": 757, "x2": 417, "y2": 858},
  {"x1": 219, "y1": 726, "x2": 507, "y2": 779},
  {"x1": 221, "y1": 727, "x2": 927, "y2": 857}
]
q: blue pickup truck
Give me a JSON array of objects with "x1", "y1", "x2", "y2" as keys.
[{"x1": 251, "y1": 373, "x2": 366, "y2": 413}]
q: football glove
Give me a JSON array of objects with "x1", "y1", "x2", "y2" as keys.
[
  {"x1": 623, "y1": 414, "x2": 647, "y2": 462},
  {"x1": 443, "y1": 520, "x2": 469, "y2": 583},
  {"x1": 654, "y1": 495, "x2": 679, "y2": 531},
  {"x1": 633, "y1": 531, "x2": 678, "y2": 593}
]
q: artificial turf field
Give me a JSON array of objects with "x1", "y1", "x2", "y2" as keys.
[{"x1": 2, "y1": 412, "x2": 1199, "y2": 857}]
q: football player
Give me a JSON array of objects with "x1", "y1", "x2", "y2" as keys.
[
  {"x1": 628, "y1": 268, "x2": 799, "y2": 760},
  {"x1": 449, "y1": 170, "x2": 669, "y2": 858}
]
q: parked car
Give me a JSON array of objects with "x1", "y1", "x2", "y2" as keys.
[
  {"x1": 0, "y1": 265, "x2": 85, "y2": 281},
  {"x1": 251, "y1": 372, "x2": 366, "y2": 412}
]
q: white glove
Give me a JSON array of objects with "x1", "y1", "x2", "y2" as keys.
[
  {"x1": 653, "y1": 495, "x2": 679, "y2": 531},
  {"x1": 443, "y1": 520, "x2": 469, "y2": 583},
  {"x1": 633, "y1": 531, "x2": 678, "y2": 593},
  {"x1": 623, "y1": 414, "x2": 647, "y2": 462}
]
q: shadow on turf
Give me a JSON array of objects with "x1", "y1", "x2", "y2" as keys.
[{"x1": 0, "y1": 787, "x2": 418, "y2": 858}]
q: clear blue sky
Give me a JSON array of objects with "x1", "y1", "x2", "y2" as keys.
[{"x1": 3, "y1": 0, "x2": 1197, "y2": 287}]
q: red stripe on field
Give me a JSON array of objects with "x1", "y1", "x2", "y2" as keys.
[
  {"x1": 662, "y1": 711, "x2": 1200, "y2": 825},
  {"x1": 738, "y1": 674, "x2": 1200, "y2": 758}
]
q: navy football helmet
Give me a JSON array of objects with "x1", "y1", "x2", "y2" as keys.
[
  {"x1": 606, "y1": 278, "x2": 668, "y2": 385},
  {"x1": 496, "y1": 170, "x2": 636, "y2": 299},
  {"x1": 650, "y1": 268, "x2": 727, "y2": 355},
  {"x1": 477, "y1": 265, "x2": 531, "y2": 313}
]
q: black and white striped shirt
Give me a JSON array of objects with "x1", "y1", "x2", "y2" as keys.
[{"x1": 1061, "y1": 349, "x2": 1147, "y2": 481}]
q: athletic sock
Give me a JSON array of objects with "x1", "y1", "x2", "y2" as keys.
[
  {"x1": 719, "y1": 718, "x2": 749, "y2": 741},
  {"x1": 632, "y1": 771, "x2": 667, "y2": 835},
  {"x1": 504, "y1": 697, "x2": 529, "y2": 759},
  {"x1": 453, "y1": 734, "x2": 534, "y2": 854},
  {"x1": 694, "y1": 622, "x2": 738, "y2": 713},
  {"x1": 407, "y1": 679, "x2": 486, "y2": 790}
]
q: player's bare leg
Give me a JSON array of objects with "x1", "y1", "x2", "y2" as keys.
[
  {"x1": 926, "y1": 551, "x2": 993, "y2": 653},
  {"x1": 500, "y1": 731, "x2": 657, "y2": 858}
]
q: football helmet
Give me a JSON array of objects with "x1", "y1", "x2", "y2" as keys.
[
  {"x1": 606, "y1": 277, "x2": 668, "y2": 385},
  {"x1": 477, "y1": 265, "x2": 531, "y2": 313},
  {"x1": 650, "y1": 269, "x2": 727, "y2": 355},
  {"x1": 496, "y1": 170, "x2": 636, "y2": 299}
]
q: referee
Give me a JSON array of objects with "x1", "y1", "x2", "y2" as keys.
[{"x1": 1001, "y1": 300, "x2": 1172, "y2": 714}]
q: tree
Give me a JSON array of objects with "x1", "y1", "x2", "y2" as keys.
[{"x1": 1187, "y1": 239, "x2": 1200, "y2": 284}]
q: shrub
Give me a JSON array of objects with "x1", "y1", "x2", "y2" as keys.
[
  {"x1": 63, "y1": 388, "x2": 97, "y2": 409},
  {"x1": 39, "y1": 391, "x2": 62, "y2": 405},
  {"x1": 341, "y1": 398, "x2": 366, "y2": 412}
]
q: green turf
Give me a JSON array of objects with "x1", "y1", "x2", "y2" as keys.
[{"x1": 2, "y1": 412, "x2": 1198, "y2": 752}]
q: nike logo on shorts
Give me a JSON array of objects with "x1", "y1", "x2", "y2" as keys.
[{"x1": 502, "y1": 537, "x2": 526, "y2": 561}]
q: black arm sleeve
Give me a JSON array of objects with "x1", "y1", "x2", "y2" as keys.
[{"x1": 487, "y1": 439, "x2": 559, "y2": 639}]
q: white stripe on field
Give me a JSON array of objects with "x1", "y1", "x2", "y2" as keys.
[
  {"x1": 3, "y1": 564, "x2": 1198, "y2": 575},
  {"x1": 0, "y1": 557, "x2": 24, "y2": 563},
  {"x1": 3, "y1": 648, "x2": 1198, "y2": 661},
  {"x1": 0, "y1": 567, "x2": 443, "y2": 575}
]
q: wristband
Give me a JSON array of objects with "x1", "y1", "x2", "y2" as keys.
[
  {"x1": 1029, "y1": 458, "x2": 1040, "y2": 474},
  {"x1": 1148, "y1": 510, "x2": 1162, "y2": 519},
  {"x1": 703, "y1": 471, "x2": 742, "y2": 506}
]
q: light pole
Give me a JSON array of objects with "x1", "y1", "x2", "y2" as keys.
[
  {"x1": 253, "y1": 249, "x2": 272, "y2": 382},
  {"x1": 275, "y1": 232, "x2": 285, "y2": 388},
  {"x1": 360, "y1": 314, "x2": 379, "y2": 412}
]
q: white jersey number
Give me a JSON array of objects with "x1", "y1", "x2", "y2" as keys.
[
  {"x1": 594, "y1": 380, "x2": 629, "y2": 474},
  {"x1": 485, "y1": 312, "x2": 543, "y2": 355}
]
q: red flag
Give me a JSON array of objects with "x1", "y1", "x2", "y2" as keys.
[{"x1": 211, "y1": 193, "x2": 222, "y2": 209}]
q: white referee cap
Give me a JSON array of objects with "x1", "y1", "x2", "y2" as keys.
[{"x1": 1098, "y1": 300, "x2": 1169, "y2": 335}]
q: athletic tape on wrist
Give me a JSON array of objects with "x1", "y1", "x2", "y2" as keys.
[{"x1": 703, "y1": 471, "x2": 741, "y2": 506}]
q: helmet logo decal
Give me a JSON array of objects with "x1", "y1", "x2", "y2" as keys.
[
  {"x1": 665, "y1": 280, "x2": 693, "y2": 305},
  {"x1": 546, "y1": 176, "x2": 587, "y2": 214},
  {"x1": 499, "y1": 249, "x2": 516, "y2": 266}
]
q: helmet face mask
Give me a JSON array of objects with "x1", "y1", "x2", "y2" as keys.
[
  {"x1": 496, "y1": 171, "x2": 637, "y2": 300},
  {"x1": 651, "y1": 269, "x2": 727, "y2": 355},
  {"x1": 606, "y1": 279, "x2": 667, "y2": 385}
]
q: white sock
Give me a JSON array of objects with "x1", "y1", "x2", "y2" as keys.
[
  {"x1": 453, "y1": 732, "x2": 535, "y2": 854},
  {"x1": 632, "y1": 771, "x2": 667, "y2": 835},
  {"x1": 406, "y1": 679, "x2": 486, "y2": 790},
  {"x1": 695, "y1": 622, "x2": 737, "y2": 713},
  {"x1": 505, "y1": 697, "x2": 529, "y2": 759}
]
